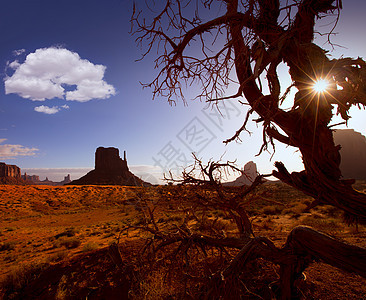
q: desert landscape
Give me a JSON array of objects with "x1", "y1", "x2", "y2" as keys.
[
  {"x1": 2, "y1": 0, "x2": 366, "y2": 299},
  {"x1": 0, "y1": 181, "x2": 366, "y2": 299}
]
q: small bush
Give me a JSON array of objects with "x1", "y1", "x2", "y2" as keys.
[
  {"x1": 317, "y1": 205, "x2": 342, "y2": 218},
  {"x1": 299, "y1": 215, "x2": 341, "y2": 232},
  {"x1": 193, "y1": 217, "x2": 230, "y2": 233},
  {"x1": 282, "y1": 202, "x2": 307, "y2": 216},
  {"x1": 47, "y1": 250, "x2": 68, "y2": 262},
  {"x1": 0, "y1": 241, "x2": 16, "y2": 251},
  {"x1": 130, "y1": 269, "x2": 176, "y2": 299},
  {"x1": 53, "y1": 237, "x2": 81, "y2": 249},
  {"x1": 0, "y1": 262, "x2": 48, "y2": 299},
  {"x1": 262, "y1": 205, "x2": 282, "y2": 215},
  {"x1": 54, "y1": 227, "x2": 78, "y2": 239},
  {"x1": 82, "y1": 242, "x2": 99, "y2": 252},
  {"x1": 261, "y1": 217, "x2": 274, "y2": 230}
]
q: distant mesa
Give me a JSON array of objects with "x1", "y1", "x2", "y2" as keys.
[
  {"x1": 333, "y1": 129, "x2": 366, "y2": 180},
  {"x1": 225, "y1": 129, "x2": 366, "y2": 186},
  {"x1": 23, "y1": 173, "x2": 40, "y2": 182},
  {"x1": 22, "y1": 173, "x2": 72, "y2": 186},
  {"x1": 0, "y1": 161, "x2": 71, "y2": 185},
  {"x1": 69, "y1": 147, "x2": 151, "y2": 186},
  {"x1": 224, "y1": 161, "x2": 258, "y2": 186}
]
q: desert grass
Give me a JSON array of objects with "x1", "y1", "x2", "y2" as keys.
[{"x1": 0, "y1": 182, "x2": 365, "y2": 299}]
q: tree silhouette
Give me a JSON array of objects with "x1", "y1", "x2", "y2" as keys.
[
  {"x1": 132, "y1": 0, "x2": 366, "y2": 222},
  {"x1": 130, "y1": 0, "x2": 366, "y2": 298}
]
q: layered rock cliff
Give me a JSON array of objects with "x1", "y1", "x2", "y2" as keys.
[
  {"x1": 0, "y1": 162, "x2": 28, "y2": 184},
  {"x1": 0, "y1": 162, "x2": 21, "y2": 178},
  {"x1": 69, "y1": 147, "x2": 151, "y2": 186},
  {"x1": 333, "y1": 129, "x2": 366, "y2": 180}
]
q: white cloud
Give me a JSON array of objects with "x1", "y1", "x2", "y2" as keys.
[
  {"x1": 0, "y1": 139, "x2": 38, "y2": 159},
  {"x1": 8, "y1": 60, "x2": 20, "y2": 69},
  {"x1": 34, "y1": 105, "x2": 60, "y2": 114},
  {"x1": 13, "y1": 49, "x2": 25, "y2": 56},
  {"x1": 4, "y1": 47, "x2": 116, "y2": 102},
  {"x1": 34, "y1": 104, "x2": 70, "y2": 114}
]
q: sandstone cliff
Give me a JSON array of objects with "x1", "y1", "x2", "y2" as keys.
[
  {"x1": 333, "y1": 129, "x2": 366, "y2": 180},
  {"x1": 0, "y1": 162, "x2": 21, "y2": 178},
  {"x1": 69, "y1": 147, "x2": 151, "y2": 186},
  {"x1": 224, "y1": 161, "x2": 259, "y2": 186},
  {"x1": 0, "y1": 162, "x2": 28, "y2": 184}
]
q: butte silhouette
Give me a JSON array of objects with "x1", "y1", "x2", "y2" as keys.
[{"x1": 69, "y1": 147, "x2": 151, "y2": 186}]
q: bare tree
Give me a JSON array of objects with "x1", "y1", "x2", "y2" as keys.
[
  {"x1": 128, "y1": 0, "x2": 366, "y2": 298},
  {"x1": 115, "y1": 157, "x2": 366, "y2": 298},
  {"x1": 132, "y1": 0, "x2": 366, "y2": 222}
]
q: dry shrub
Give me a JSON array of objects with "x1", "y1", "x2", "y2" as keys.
[
  {"x1": 262, "y1": 205, "x2": 283, "y2": 215},
  {"x1": 82, "y1": 242, "x2": 99, "y2": 252},
  {"x1": 47, "y1": 250, "x2": 68, "y2": 263},
  {"x1": 261, "y1": 216, "x2": 275, "y2": 230},
  {"x1": 54, "y1": 227, "x2": 78, "y2": 239},
  {"x1": 130, "y1": 245, "x2": 234, "y2": 299},
  {"x1": 53, "y1": 237, "x2": 81, "y2": 249},
  {"x1": 0, "y1": 261, "x2": 48, "y2": 299},
  {"x1": 298, "y1": 214, "x2": 341, "y2": 232},
  {"x1": 5, "y1": 227, "x2": 16, "y2": 232},
  {"x1": 131, "y1": 269, "x2": 177, "y2": 299},
  {"x1": 315, "y1": 205, "x2": 342, "y2": 218},
  {"x1": 193, "y1": 216, "x2": 231, "y2": 233},
  {"x1": 0, "y1": 242, "x2": 16, "y2": 252},
  {"x1": 55, "y1": 275, "x2": 69, "y2": 300},
  {"x1": 282, "y1": 202, "x2": 308, "y2": 217}
]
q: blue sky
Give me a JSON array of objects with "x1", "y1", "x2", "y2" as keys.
[{"x1": 0, "y1": 0, "x2": 365, "y2": 183}]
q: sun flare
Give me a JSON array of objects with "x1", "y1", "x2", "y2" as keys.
[{"x1": 313, "y1": 79, "x2": 328, "y2": 93}]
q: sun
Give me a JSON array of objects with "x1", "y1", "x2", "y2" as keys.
[{"x1": 313, "y1": 79, "x2": 329, "y2": 93}]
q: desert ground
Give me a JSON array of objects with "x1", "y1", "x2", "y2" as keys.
[{"x1": 0, "y1": 182, "x2": 366, "y2": 299}]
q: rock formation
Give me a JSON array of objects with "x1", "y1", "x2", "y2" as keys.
[
  {"x1": 22, "y1": 173, "x2": 71, "y2": 186},
  {"x1": 224, "y1": 161, "x2": 258, "y2": 186},
  {"x1": 0, "y1": 162, "x2": 21, "y2": 178},
  {"x1": 61, "y1": 174, "x2": 71, "y2": 185},
  {"x1": 22, "y1": 173, "x2": 40, "y2": 182},
  {"x1": 333, "y1": 129, "x2": 366, "y2": 180},
  {"x1": 0, "y1": 162, "x2": 28, "y2": 184},
  {"x1": 69, "y1": 147, "x2": 151, "y2": 186}
]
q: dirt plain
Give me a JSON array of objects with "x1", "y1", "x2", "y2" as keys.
[{"x1": 0, "y1": 182, "x2": 365, "y2": 299}]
